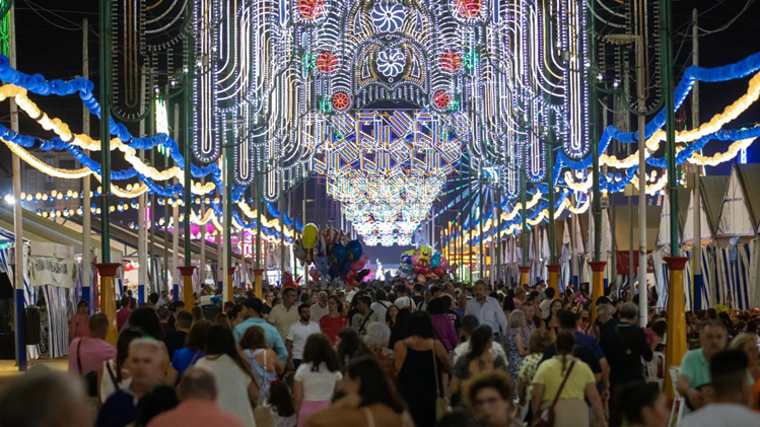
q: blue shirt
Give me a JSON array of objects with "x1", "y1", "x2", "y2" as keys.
[
  {"x1": 233, "y1": 317, "x2": 288, "y2": 362},
  {"x1": 574, "y1": 331, "x2": 605, "y2": 360},
  {"x1": 171, "y1": 348, "x2": 204, "y2": 381},
  {"x1": 95, "y1": 388, "x2": 145, "y2": 427},
  {"x1": 465, "y1": 296, "x2": 508, "y2": 335}
]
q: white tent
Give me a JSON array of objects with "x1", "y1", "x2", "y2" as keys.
[{"x1": 712, "y1": 164, "x2": 760, "y2": 309}]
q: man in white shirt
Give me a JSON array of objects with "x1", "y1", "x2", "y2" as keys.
[
  {"x1": 453, "y1": 314, "x2": 507, "y2": 365},
  {"x1": 310, "y1": 291, "x2": 330, "y2": 323},
  {"x1": 370, "y1": 289, "x2": 392, "y2": 322},
  {"x1": 682, "y1": 349, "x2": 760, "y2": 426},
  {"x1": 393, "y1": 284, "x2": 416, "y2": 311},
  {"x1": 351, "y1": 295, "x2": 382, "y2": 336},
  {"x1": 285, "y1": 303, "x2": 321, "y2": 370},
  {"x1": 465, "y1": 280, "x2": 508, "y2": 338}
]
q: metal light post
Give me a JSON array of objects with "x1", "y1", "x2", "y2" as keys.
[
  {"x1": 607, "y1": 33, "x2": 648, "y2": 324},
  {"x1": 98, "y1": 0, "x2": 112, "y2": 263}
]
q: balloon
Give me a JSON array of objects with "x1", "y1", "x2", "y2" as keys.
[
  {"x1": 309, "y1": 267, "x2": 320, "y2": 282},
  {"x1": 431, "y1": 252, "x2": 441, "y2": 268},
  {"x1": 401, "y1": 255, "x2": 411, "y2": 264},
  {"x1": 351, "y1": 257, "x2": 366, "y2": 272},
  {"x1": 345, "y1": 270, "x2": 356, "y2": 283},
  {"x1": 303, "y1": 223, "x2": 319, "y2": 248},
  {"x1": 292, "y1": 239, "x2": 307, "y2": 261},
  {"x1": 411, "y1": 253, "x2": 420, "y2": 266},
  {"x1": 332, "y1": 242, "x2": 346, "y2": 263},
  {"x1": 340, "y1": 261, "x2": 351, "y2": 278},
  {"x1": 434, "y1": 266, "x2": 446, "y2": 277},
  {"x1": 419, "y1": 246, "x2": 432, "y2": 261},
  {"x1": 315, "y1": 256, "x2": 329, "y2": 276},
  {"x1": 357, "y1": 269, "x2": 371, "y2": 281},
  {"x1": 346, "y1": 240, "x2": 363, "y2": 261},
  {"x1": 439, "y1": 256, "x2": 449, "y2": 270},
  {"x1": 329, "y1": 263, "x2": 340, "y2": 280}
]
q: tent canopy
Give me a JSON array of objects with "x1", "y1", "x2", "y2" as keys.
[
  {"x1": 715, "y1": 164, "x2": 760, "y2": 239},
  {"x1": 656, "y1": 188, "x2": 690, "y2": 248},
  {"x1": 683, "y1": 175, "x2": 729, "y2": 244}
]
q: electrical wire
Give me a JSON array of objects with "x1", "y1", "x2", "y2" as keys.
[{"x1": 23, "y1": 0, "x2": 83, "y2": 32}]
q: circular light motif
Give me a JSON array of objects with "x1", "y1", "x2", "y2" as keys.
[
  {"x1": 440, "y1": 51, "x2": 462, "y2": 72},
  {"x1": 316, "y1": 51, "x2": 339, "y2": 73},
  {"x1": 298, "y1": 0, "x2": 325, "y2": 20},
  {"x1": 331, "y1": 92, "x2": 350, "y2": 110},
  {"x1": 433, "y1": 91, "x2": 451, "y2": 109},
  {"x1": 371, "y1": 2, "x2": 406, "y2": 33},
  {"x1": 376, "y1": 48, "x2": 406, "y2": 78},
  {"x1": 456, "y1": 0, "x2": 482, "y2": 18}
]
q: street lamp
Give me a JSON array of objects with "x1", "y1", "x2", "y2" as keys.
[{"x1": 606, "y1": 33, "x2": 648, "y2": 326}]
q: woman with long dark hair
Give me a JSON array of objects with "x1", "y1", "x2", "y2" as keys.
[
  {"x1": 450, "y1": 324, "x2": 507, "y2": 406},
  {"x1": 388, "y1": 307, "x2": 412, "y2": 349},
  {"x1": 394, "y1": 311, "x2": 451, "y2": 427},
  {"x1": 531, "y1": 332, "x2": 606, "y2": 427},
  {"x1": 194, "y1": 324, "x2": 259, "y2": 427},
  {"x1": 171, "y1": 320, "x2": 211, "y2": 381},
  {"x1": 294, "y1": 334, "x2": 344, "y2": 427},
  {"x1": 128, "y1": 307, "x2": 177, "y2": 385},
  {"x1": 336, "y1": 328, "x2": 371, "y2": 368},
  {"x1": 305, "y1": 356, "x2": 413, "y2": 427},
  {"x1": 319, "y1": 295, "x2": 349, "y2": 345},
  {"x1": 97, "y1": 327, "x2": 143, "y2": 405}
]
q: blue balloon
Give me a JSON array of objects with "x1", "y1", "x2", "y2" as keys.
[
  {"x1": 431, "y1": 252, "x2": 441, "y2": 268},
  {"x1": 346, "y1": 240, "x2": 363, "y2": 261},
  {"x1": 340, "y1": 262, "x2": 351, "y2": 278},
  {"x1": 332, "y1": 243, "x2": 346, "y2": 263},
  {"x1": 329, "y1": 264, "x2": 340, "y2": 280}
]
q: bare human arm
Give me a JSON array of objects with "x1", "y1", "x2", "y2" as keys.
[
  {"x1": 294, "y1": 380, "x2": 304, "y2": 414},
  {"x1": 271, "y1": 349, "x2": 285, "y2": 375},
  {"x1": 515, "y1": 333, "x2": 529, "y2": 357},
  {"x1": 531, "y1": 383, "x2": 545, "y2": 419},
  {"x1": 393, "y1": 340, "x2": 408, "y2": 371},
  {"x1": 434, "y1": 340, "x2": 452, "y2": 374},
  {"x1": 247, "y1": 375, "x2": 260, "y2": 403},
  {"x1": 584, "y1": 382, "x2": 608, "y2": 427}
]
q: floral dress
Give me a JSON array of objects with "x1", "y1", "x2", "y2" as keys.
[{"x1": 507, "y1": 329, "x2": 524, "y2": 389}]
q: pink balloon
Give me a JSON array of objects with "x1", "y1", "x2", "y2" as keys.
[
  {"x1": 351, "y1": 258, "x2": 366, "y2": 272},
  {"x1": 345, "y1": 270, "x2": 357, "y2": 283},
  {"x1": 411, "y1": 253, "x2": 420, "y2": 265},
  {"x1": 439, "y1": 256, "x2": 449, "y2": 270},
  {"x1": 309, "y1": 267, "x2": 320, "y2": 281}
]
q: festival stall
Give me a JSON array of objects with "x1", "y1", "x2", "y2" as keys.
[
  {"x1": 712, "y1": 164, "x2": 760, "y2": 309},
  {"x1": 612, "y1": 203, "x2": 659, "y2": 295},
  {"x1": 653, "y1": 188, "x2": 690, "y2": 307},
  {"x1": 681, "y1": 175, "x2": 729, "y2": 310}
]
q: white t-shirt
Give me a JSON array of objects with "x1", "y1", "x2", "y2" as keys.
[
  {"x1": 394, "y1": 296, "x2": 415, "y2": 311},
  {"x1": 195, "y1": 354, "x2": 256, "y2": 427},
  {"x1": 346, "y1": 290, "x2": 357, "y2": 304},
  {"x1": 294, "y1": 361, "x2": 343, "y2": 402},
  {"x1": 285, "y1": 320, "x2": 321, "y2": 359},
  {"x1": 310, "y1": 302, "x2": 330, "y2": 323},
  {"x1": 370, "y1": 301, "x2": 391, "y2": 323},
  {"x1": 681, "y1": 403, "x2": 760, "y2": 427},
  {"x1": 453, "y1": 340, "x2": 508, "y2": 366}
]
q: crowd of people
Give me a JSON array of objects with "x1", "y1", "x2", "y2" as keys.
[{"x1": 2, "y1": 278, "x2": 760, "y2": 427}]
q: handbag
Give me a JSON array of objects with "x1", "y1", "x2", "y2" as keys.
[
  {"x1": 430, "y1": 339, "x2": 449, "y2": 420},
  {"x1": 533, "y1": 360, "x2": 576, "y2": 427}
]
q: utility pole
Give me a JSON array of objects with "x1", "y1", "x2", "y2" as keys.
[
  {"x1": 138, "y1": 71, "x2": 147, "y2": 302},
  {"x1": 692, "y1": 8, "x2": 703, "y2": 308},
  {"x1": 10, "y1": 3, "x2": 26, "y2": 371},
  {"x1": 183, "y1": 0, "x2": 194, "y2": 269},
  {"x1": 82, "y1": 18, "x2": 92, "y2": 310},
  {"x1": 520, "y1": 147, "x2": 527, "y2": 268},
  {"x1": 636, "y1": 33, "x2": 649, "y2": 323}
]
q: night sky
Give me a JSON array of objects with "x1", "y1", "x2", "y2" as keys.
[{"x1": 0, "y1": 0, "x2": 759, "y2": 265}]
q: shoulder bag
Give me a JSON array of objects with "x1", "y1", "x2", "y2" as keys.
[
  {"x1": 431, "y1": 339, "x2": 449, "y2": 420},
  {"x1": 533, "y1": 360, "x2": 576, "y2": 427}
]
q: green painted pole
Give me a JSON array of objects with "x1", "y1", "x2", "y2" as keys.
[
  {"x1": 99, "y1": 0, "x2": 111, "y2": 263},
  {"x1": 546, "y1": 131, "x2": 556, "y2": 265},
  {"x1": 661, "y1": 0, "x2": 679, "y2": 255},
  {"x1": 183, "y1": 4, "x2": 194, "y2": 267}
]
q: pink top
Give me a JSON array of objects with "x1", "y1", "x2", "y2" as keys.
[
  {"x1": 117, "y1": 307, "x2": 132, "y2": 331},
  {"x1": 431, "y1": 313, "x2": 459, "y2": 351},
  {"x1": 146, "y1": 400, "x2": 247, "y2": 427},
  {"x1": 69, "y1": 314, "x2": 90, "y2": 339},
  {"x1": 67, "y1": 337, "x2": 117, "y2": 376}
]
